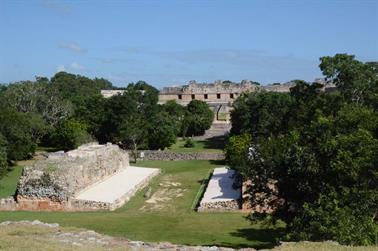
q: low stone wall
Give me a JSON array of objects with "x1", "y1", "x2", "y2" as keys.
[
  {"x1": 0, "y1": 197, "x2": 17, "y2": 211},
  {"x1": 131, "y1": 150, "x2": 225, "y2": 161},
  {"x1": 198, "y1": 200, "x2": 240, "y2": 212}
]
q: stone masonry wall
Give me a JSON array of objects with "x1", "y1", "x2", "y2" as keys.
[{"x1": 131, "y1": 150, "x2": 225, "y2": 161}]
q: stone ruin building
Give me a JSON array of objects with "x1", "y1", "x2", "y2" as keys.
[
  {"x1": 0, "y1": 143, "x2": 156, "y2": 211},
  {"x1": 159, "y1": 80, "x2": 258, "y2": 122}
]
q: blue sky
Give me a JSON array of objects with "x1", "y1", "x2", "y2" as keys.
[{"x1": 1, "y1": 0, "x2": 377, "y2": 88}]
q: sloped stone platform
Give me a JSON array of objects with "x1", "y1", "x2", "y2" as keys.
[{"x1": 74, "y1": 166, "x2": 159, "y2": 210}]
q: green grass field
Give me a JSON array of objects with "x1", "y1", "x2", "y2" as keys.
[
  {"x1": 166, "y1": 138, "x2": 224, "y2": 153},
  {"x1": 0, "y1": 160, "x2": 283, "y2": 249}
]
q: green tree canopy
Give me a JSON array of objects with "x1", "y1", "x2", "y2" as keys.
[
  {"x1": 52, "y1": 119, "x2": 92, "y2": 151},
  {"x1": 183, "y1": 100, "x2": 213, "y2": 137}
]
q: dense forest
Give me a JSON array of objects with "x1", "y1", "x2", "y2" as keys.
[
  {"x1": 0, "y1": 72, "x2": 213, "y2": 175},
  {"x1": 225, "y1": 54, "x2": 378, "y2": 245}
]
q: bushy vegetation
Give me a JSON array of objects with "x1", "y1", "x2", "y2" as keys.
[
  {"x1": 225, "y1": 54, "x2": 378, "y2": 245},
  {"x1": 184, "y1": 138, "x2": 195, "y2": 148}
]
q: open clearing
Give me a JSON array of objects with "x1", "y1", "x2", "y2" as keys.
[
  {"x1": 0, "y1": 160, "x2": 283, "y2": 249},
  {"x1": 0, "y1": 160, "x2": 376, "y2": 250}
]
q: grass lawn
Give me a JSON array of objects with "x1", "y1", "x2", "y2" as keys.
[
  {"x1": 0, "y1": 160, "x2": 284, "y2": 249},
  {"x1": 166, "y1": 138, "x2": 224, "y2": 153},
  {"x1": 0, "y1": 166, "x2": 23, "y2": 198}
]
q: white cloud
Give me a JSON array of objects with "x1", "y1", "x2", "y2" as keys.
[
  {"x1": 56, "y1": 64, "x2": 66, "y2": 72},
  {"x1": 70, "y1": 62, "x2": 85, "y2": 70},
  {"x1": 59, "y1": 42, "x2": 86, "y2": 53}
]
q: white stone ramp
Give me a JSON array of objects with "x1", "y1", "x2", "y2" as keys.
[
  {"x1": 201, "y1": 167, "x2": 240, "y2": 203},
  {"x1": 75, "y1": 166, "x2": 159, "y2": 204}
]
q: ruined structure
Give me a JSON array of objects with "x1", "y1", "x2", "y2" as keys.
[
  {"x1": 0, "y1": 143, "x2": 160, "y2": 211},
  {"x1": 12, "y1": 143, "x2": 129, "y2": 211},
  {"x1": 159, "y1": 80, "x2": 260, "y2": 122}
]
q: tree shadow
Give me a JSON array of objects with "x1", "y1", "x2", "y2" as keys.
[
  {"x1": 198, "y1": 226, "x2": 284, "y2": 249},
  {"x1": 209, "y1": 159, "x2": 226, "y2": 165},
  {"x1": 201, "y1": 135, "x2": 227, "y2": 150}
]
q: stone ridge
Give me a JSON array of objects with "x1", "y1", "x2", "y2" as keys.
[
  {"x1": 0, "y1": 221, "x2": 257, "y2": 250},
  {"x1": 14, "y1": 143, "x2": 129, "y2": 210}
]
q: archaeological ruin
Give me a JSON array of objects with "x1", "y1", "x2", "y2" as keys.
[{"x1": 0, "y1": 143, "x2": 159, "y2": 211}]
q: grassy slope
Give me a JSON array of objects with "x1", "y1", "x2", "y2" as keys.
[{"x1": 0, "y1": 160, "x2": 283, "y2": 249}]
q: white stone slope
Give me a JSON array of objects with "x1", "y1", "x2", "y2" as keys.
[
  {"x1": 199, "y1": 167, "x2": 241, "y2": 211},
  {"x1": 75, "y1": 166, "x2": 159, "y2": 210}
]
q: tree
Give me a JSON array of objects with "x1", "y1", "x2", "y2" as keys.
[
  {"x1": 98, "y1": 81, "x2": 170, "y2": 156},
  {"x1": 52, "y1": 119, "x2": 92, "y2": 151},
  {"x1": 161, "y1": 100, "x2": 186, "y2": 135},
  {"x1": 126, "y1": 81, "x2": 159, "y2": 118},
  {"x1": 319, "y1": 54, "x2": 378, "y2": 107},
  {"x1": 147, "y1": 111, "x2": 177, "y2": 150},
  {"x1": 230, "y1": 91, "x2": 293, "y2": 138},
  {"x1": 0, "y1": 79, "x2": 73, "y2": 127},
  {"x1": 183, "y1": 100, "x2": 213, "y2": 136},
  {"x1": 51, "y1": 72, "x2": 113, "y2": 105},
  {"x1": 0, "y1": 109, "x2": 36, "y2": 160},
  {"x1": 99, "y1": 90, "x2": 142, "y2": 143},
  {"x1": 224, "y1": 133, "x2": 252, "y2": 176},
  {"x1": 226, "y1": 56, "x2": 378, "y2": 245},
  {"x1": 74, "y1": 94, "x2": 106, "y2": 139},
  {"x1": 118, "y1": 115, "x2": 146, "y2": 163},
  {"x1": 0, "y1": 133, "x2": 8, "y2": 177}
]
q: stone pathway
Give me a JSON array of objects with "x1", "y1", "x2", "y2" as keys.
[{"x1": 75, "y1": 166, "x2": 159, "y2": 205}]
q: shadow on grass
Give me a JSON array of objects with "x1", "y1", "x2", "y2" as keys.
[
  {"x1": 209, "y1": 159, "x2": 226, "y2": 166},
  {"x1": 201, "y1": 135, "x2": 227, "y2": 150},
  {"x1": 212, "y1": 227, "x2": 285, "y2": 249}
]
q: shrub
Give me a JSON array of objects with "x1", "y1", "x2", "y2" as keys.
[{"x1": 184, "y1": 138, "x2": 195, "y2": 148}]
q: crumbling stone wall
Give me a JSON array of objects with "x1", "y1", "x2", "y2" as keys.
[{"x1": 11, "y1": 143, "x2": 129, "y2": 211}]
